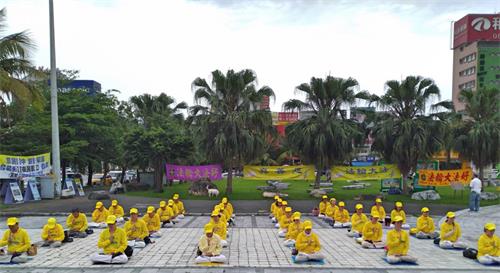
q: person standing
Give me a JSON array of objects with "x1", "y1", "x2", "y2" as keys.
[{"x1": 469, "y1": 173, "x2": 482, "y2": 212}]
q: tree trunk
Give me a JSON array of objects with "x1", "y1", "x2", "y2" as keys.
[
  {"x1": 136, "y1": 168, "x2": 140, "y2": 183},
  {"x1": 61, "y1": 160, "x2": 67, "y2": 191},
  {"x1": 446, "y1": 148, "x2": 452, "y2": 170},
  {"x1": 479, "y1": 166, "x2": 485, "y2": 189},
  {"x1": 226, "y1": 162, "x2": 233, "y2": 194},
  {"x1": 314, "y1": 168, "x2": 321, "y2": 189},
  {"x1": 120, "y1": 165, "x2": 126, "y2": 184},
  {"x1": 103, "y1": 162, "x2": 109, "y2": 180},
  {"x1": 87, "y1": 161, "x2": 93, "y2": 187},
  {"x1": 153, "y1": 159, "x2": 163, "y2": 193}
]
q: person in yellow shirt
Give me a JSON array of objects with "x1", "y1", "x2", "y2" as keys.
[
  {"x1": 324, "y1": 198, "x2": 338, "y2": 226},
  {"x1": 90, "y1": 215, "x2": 130, "y2": 264},
  {"x1": 173, "y1": 194, "x2": 185, "y2": 219},
  {"x1": 318, "y1": 195, "x2": 330, "y2": 218},
  {"x1": 278, "y1": 207, "x2": 294, "y2": 238},
  {"x1": 371, "y1": 198, "x2": 387, "y2": 224},
  {"x1": 284, "y1": 212, "x2": 302, "y2": 247},
  {"x1": 195, "y1": 224, "x2": 227, "y2": 263},
  {"x1": 348, "y1": 204, "x2": 368, "y2": 238},
  {"x1": 142, "y1": 206, "x2": 162, "y2": 238},
  {"x1": 357, "y1": 212, "x2": 384, "y2": 248},
  {"x1": 124, "y1": 208, "x2": 152, "y2": 248},
  {"x1": 90, "y1": 201, "x2": 109, "y2": 228},
  {"x1": 294, "y1": 220, "x2": 325, "y2": 262},
  {"x1": 385, "y1": 216, "x2": 417, "y2": 264},
  {"x1": 274, "y1": 200, "x2": 287, "y2": 226},
  {"x1": 0, "y1": 217, "x2": 32, "y2": 263},
  {"x1": 67, "y1": 208, "x2": 89, "y2": 238},
  {"x1": 209, "y1": 210, "x2": 228, "y2": 247},
  {"x1": 270, "y1": 196, "x2": 280, "y2": 218},
  {"x1": 157, "y1": 201, "x2": 175, "y2": 228},
  {"x1": 221, "y1": 197, "x2": 235, "y2": 226},
  {"x1": 390, "y1": 202, "x2": 409, "y2": 229},
  {"x1": 439, "y1": 212, "x2": 467, "y2": 249},
  {"x1": 410, "y1": 207, "x2": 439, "y2": 239},
  {"x1": 41, "y1": 218, "x2": 65, "y2": 248},
  {"x1": 218, "y1": 203, "x2": 231, "y2": 226},
  {"x1": 333, "y1": 202, "x2": 351, "y2": 228},
  {"x1": 108, "y1": 200, "x2": 125, "y2": 223},
  {"x1": 272, "y1": 199, "x2": 283, "y2": 223},
  {"x1": 166, "y1": 199, "x2": 179, "y2": 224},
  {"x1": 477, "y1": 223, "x2": 500, "y2": 265}
]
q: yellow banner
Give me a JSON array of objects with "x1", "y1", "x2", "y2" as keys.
[
  {"x1": 0, "y1": 153, "x2": 51, "y2": 177},
  {"x1": 243, "y1": 165, "x2": 315, "y2": 180},
  {"x1": 418, "y1": 168, "x2": 472, "y2": 186},
  {"x1": 331, "y1": 164, "x2": 401, "y2": 181}
]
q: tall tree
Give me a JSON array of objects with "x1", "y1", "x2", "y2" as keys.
[
  {"x1": 189, "y1": 69, "x2": 275, "y2": 194},
  {"x1": 283, "y1": 76, "x2": 369, "y2": 188}
]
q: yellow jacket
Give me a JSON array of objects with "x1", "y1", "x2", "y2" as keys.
[
  {"x1": 440, "y1": 222, "x2": 461, "y2": 242},
  {"x1": 319, "y1": 201, "x2": 330, "y2": 214},
  {"x1": 198, "y1": 234, "x2": 222, "y2": 256},
  {"x1": 221, "y1": 209, "x2": 231, "y2": 221},
  {"x1": 386, "y1": 229, "x2": 409, "y2": 256},
  {"x1": 0, "y1": 228, "x2": 31, "y2": 253},
  {"x1": 295, "y1": 231, "x2": 321, "y2": 254},
  {"x1": 225, "y1": 203, "x2": 234, "y2": 216},
  {"x1": 391, "y1": 209, "x2": 406, "y2": 223},
  {"x1": 171, "y1": 204, "x2": 179, "y2": 216},
  {"x1": 41, "y1": 223, "x2": 65, "y2": 241},
  {"x1": 174, "y1": 201, "x2": 185, "y2": 214},
  {"x1": 275, "y1": 208, "x2": 284, "y2": 221},
  {"x1": 325, "y1": 204, "x2": 338, "y2": 218},
  {"x1": 209, "y1": 219, "x2": 227, "y2": 240},
  {"x1": 279, "y1": 214, "x2": 294, "y2": 230},
  {"x1": 477, "y1": 234, "x2": 500, "y2": 258},
  {"x1": 270, "y1": 203, "x2": 277, "y2": 214},
  {"x1": 371, "y1": 205, "x2": 386, "y2": 219},
  {"x1": 351, "y1": 213, "x2": 369, "y2": 233},
  {"x1": 108, "y1": 205, "x2": 124, "y2": 218},
  {"x1": 334, "y1": 209, "x2": 350, "y2": 223},
  {"x1": 124, "y1": 219, "x2": 149, "y2": 240},
  {"x1": 157, "y1": 207, "x2": 174, "y2": 222},
  {"x1": 142, "y1": 213, "x2": 161, "y2": 232},
  {"x1": 66, "y1": 213, "x2": 88, "y2": 232},
  {"x1": 92, "y1": 208, "x2": 109, "y2": 223},
  {"x1": 97, "y1": 227, "x2": 127, "y2": 254},
  {"x1": 362, "y1": 221, "x2": 383, "y2": 241},
  {"x1": 286, "y1": 222, "x2": 303, "y2": 240},
  {"x1": 416, "y1": 215, "x2": 435, "y2": 233}
]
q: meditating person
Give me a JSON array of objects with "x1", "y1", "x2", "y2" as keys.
[
  {"x1": 410, "y1": 207, "x2": 439, "y2": 239},
  {"x1": 272, "y1": 199, "x2": 283, "y2": 223},
  {"x1": 390, "y1": 202, "x2": 410, "y2": 229},
  {"x1": 108, "y1": 200, "x2": 125, "y2": 223},
  {"x1": 215, "y1": 204, "x2": 228, "y2": 224},
  {"x1": 221, "y1": 197, "x2": 235, "y2": 225},
  {"x1": 333, "y1": 202, "x2": 351, "y2": 228},
  {"x1": 0, "y1": 218, "x2": 32, "y2": 263},
  {"x1": 124, "y1": 208, "x2": 151, "y2": 248},
  {"x1": 157, "y1": 201, "x2": 175, "y2": 228},
  {"x1": 167, "y1": 199, "x2": 178, "y2": 224},
  {"x1": 318, "y1": 195, "x2": 330, "y2": 218},
  {"x1": 385, "y1": 216, "x2": 418, "y2": 264},
  {"x1": 324, "y1": 198, "x2": 338, "y2": 225},
  {"x1": 371, "y1": 198, "x2": 387, "y2": 224},
  {"x1": 348, "y1": 204, "x2": 368, "y2": 238},
  {"x1": 439, "y1": 212, "x2": 467, "y2": 249},
  {"x1": 477, "y1": 223, "x2": 500, "y2": 265},
  {"x1": 270, "y1": 196, "x2": 280, "y2": 218},
  {"x1": 209, "y1": 210, "x2": 228, "y2": 247},
  {"x1": 142, "y1": 206, "x2": 162, "y2": 238},
  {"x1": 66, "y1": 208, "x2": 89, "y2": 238},
  {"x1": 195, "y1": 224, "x2": 227, "y2": 264},
  {"x1": 357, "y1": 212, "x2": 385, "y2": 249},
  {"x1": 278, "y1": 207, "x2": 294, "y2": 238},
  {"x1": 274, "y1": 201, "x2": 288, "y2": 227},
  {"x1": 90, "y1": 215, "x2": 129, "y2": 264},
  {"x1": 40, "y1": 218, "x2": 65, "y2": 248},
  {"x1": 294, "y1": 220, "x2": 325, "y2": 262},
  {"x1": 284, "y1": 212, "x2": 303, "y2": 247},
  {"x1": 218, "y1": 202, "x2": 232, "y2": 226},
  {"x1": 173, "y1": 194, "x2": 185, "y2": 219},
  {"x1": 89, "y1": 201, "x2": 109, "y2": 228}
]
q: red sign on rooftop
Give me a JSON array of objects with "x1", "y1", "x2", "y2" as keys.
[{"x1": 453, "y1": 14, "x2": 500, "y2": 49}]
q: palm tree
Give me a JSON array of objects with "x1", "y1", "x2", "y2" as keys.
[
  {"x1": 455, "y1": 87, "x2": 499, "y2": 185},
  {"x1": 189, "y1": 69, "x2": 275, "y2": 194},
  {"x1": 430, "y1": 100, "x2": 463, "y2": 168},
  {"x1": 370, "y1": 76, "x2": 443, "y2": 193},
  {"x1": 283, "y1": 76, "x2": 369, "y2": 188},
  {"x1": 0, "y1": 8, "x2": 43, "y2": 126}
]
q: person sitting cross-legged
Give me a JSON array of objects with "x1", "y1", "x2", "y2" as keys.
[
  {"x1": 275, "y1": 201, "x2": 288, "y2": 228},
  {"x1": 40, "y1": 218, "x2": 64, "y2": 248},
  {"x1": 371, "y1": 198, "x2": 387, "y2": 224},
  {"x1": 89, "y1": 202, "x2": 109, "y2": 228},
  {"x1": 66, "y1": 208, "x2": 89, "y2": 238},
  {"x1": 0, "y1": 218, "x2": 32, "y2": 263},
  {"x1": 284, "y1": 212, "x2": 303, "y2": 247},
  {"x1": 142, "y1": 206, "x2": 162, "y2": 238},
  {"x1": 439, "y1": 212, "x2": 467, "y2": 249},
  {"x1": 124, "y1": 208, "x2": 152, "y2": 248},
  {"x1": 278, "y1": 207, "x2": 294, "y2": 238},
  {"x1": 157, "y1": 201, "x2": 175, "y2": 228},
  {"x1": 209, "y1": 210, "x2": 228, "y2": 247},
  {"x1": 333, "y1": 202, "x2": 351, "y2": 228},
  {"x1": 173, "y1": 194, "x2": 185, "y2": 219},
  {"x1": 108, "y1": 200, "x2": 125, "y2": 223},
  {"x1": 324, "y1": 198, "x2": 338, "y2": 225},
  {"x1": 385, "y1": 216, "x2": 417, "y2": 264},
  {"x1": 410, "y1": 207, "x2": 439, "y2": 239},
  {"x1": 90, "y1": 215, "x2": 130, "y2": 264},
  {"x1": 356, "y1": 212, "x2": 385, "y2": 249},
  {"x1": 294, "y1": 220, "x2": 325, "y2": 262},
  {"x1": 348, "y1": 204, "x2": 368, "y2": 238},
  {"x1": 390, "y1": 202, "x2": 410, "y2": 229},
  {"x1": 221, "y1": 197, "x2": 235, "y2": 226},
  {"x1": 270, "y1": 196, "x2": 280, "y2": 218},
  {"x1": 318, "y1": 195, "x2": 330, "y2": 219},
  {"x1": 195, "y1": 224, "x2": 227, "y2": 264},
  {"x1": 272, "y1": 199, "x2": 283, "y2": 223},
  {"x1": 477, "y1": 223, "x2": 500, "y2": 265}
]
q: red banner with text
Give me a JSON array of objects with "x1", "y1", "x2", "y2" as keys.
[{"x1": 418, "y1": 168, "x2": 473, "y2": 186}]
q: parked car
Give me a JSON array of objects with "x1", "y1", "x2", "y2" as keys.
[{"x1": 91, "y1": 173, "x2": 104, "y2": 185}]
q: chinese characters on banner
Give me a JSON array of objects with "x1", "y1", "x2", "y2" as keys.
[
  {"x1": 418, "y1": 168, "x2": 473, "y2": 186},
  {"x1": 0, "y1": 153, "x2": 51, "y2": 178},
  {"x1": 166, "y1": 164, "x2": 222, "y2": 181},
  {"x1": 243, "y1": 165, "x2": 316, "y2": 180},
  {"x1": 331, "y1": 164, "x2": 401, "y2": 181}
]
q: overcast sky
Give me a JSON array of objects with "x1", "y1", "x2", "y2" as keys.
[{"x1": 2, "y1": 0, "x2": 499, "y2": 110}]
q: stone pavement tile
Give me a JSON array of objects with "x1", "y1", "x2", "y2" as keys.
[
  {"x1": 183, "y1": 216, "x2": 210, "y2": 228},
  {"x1": 255, "y1": 216, "x2": 277, "y2": 228}
]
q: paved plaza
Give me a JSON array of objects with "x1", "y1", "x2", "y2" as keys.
[{"x1": 0, "y1": 205, "x2": 499, "y2": 272}]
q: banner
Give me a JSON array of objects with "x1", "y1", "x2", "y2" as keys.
[
  {"x1": 0, "y1": 153, "x2": 51, "y2": 178},
  {"x1": 331, "y1": 164, "x2": 401, "y2": 181},
  {"x1": 418, "y1": 168, "x2": 473, "y2": 186},
  {"x1": 243, "y1": 165, "x2": 315, "y2": 180},
  {"x1": 166, "y1": 164, "x2": 222, "y2": 181}
]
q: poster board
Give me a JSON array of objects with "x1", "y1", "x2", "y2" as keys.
[
  {"x1": 23, "y1": 178, "x2": 41, "y2": 201},
  {"x1": 63, "y1": 178, "x2": 76, "y2": 196},
  {"x1": 73, "y1": 178, "x2": 85, "y2": 196},
  {"x1": 4, "y1": 181, "x2": 24, "y2": 204}
]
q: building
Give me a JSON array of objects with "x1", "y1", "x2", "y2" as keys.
[
  {"x1": 451, "y1": 14, "x2": 500, "y2": 111},
  {"x1": 61, "y1": 80, "x2": 102, "y2": 95}
]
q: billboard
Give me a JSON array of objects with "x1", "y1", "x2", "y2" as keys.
[{"x1": 453, "y1": 14, "x2": 500, "y2": 49}]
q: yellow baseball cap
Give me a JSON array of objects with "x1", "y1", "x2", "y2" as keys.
[
  {"x1": 147, "y1": 206, "x2": 155, "y2": 213},
  {"x1": 277, "y1": 198, "x2": 283, "y2": 203},
  {"x1": 355, "y1": 204, "x2": 363, "y2": 210},
  {"x1": 6, "y1": 217, "x2": 18, "y2": 226},
  {"x1": 371, "y1": 212, "x2": 380, "y2": 218},
  {"x1": 173, "y1": 194, "x2": 179, "y2": 200},
  {"x1": 293, "y1": 214, "x2": 300, "y2": 220},
  {"x1": 303, "y1": 220, "x2": 313, "y2": 230},
  {"x1": 485, "y1": 223, "x2": 496, "y2": 231},
  {"x1": 339, "y1": 201, "x2": 345, "y2": 207},
  {"x1": 330, "y1": 198, "x2": 336, "y2": 202},
  {"x1": 106, "y1": 215, "x2": 117, "y2": 224},
  {"x1": 168, "y1": 199, "x2": 174, "y2": 205},
  {"x1": 375, "y1": 198, "x2": 382, "y2": 203},
  {"x1": 446, "y1": 211, "x2": 455, "y2": 218},
  {"x1": 393, "y1": 216, "x2": 404, "y2": 222},
  {"x1": 111, "y1": 200, "x2": 118, "y2": 206},
  {"x1": 204, "y1": 224, "x2": 213, "y2": 234},
  {"x1": 160, "y1": 201, "x2": 166, "y2": 207},
  {"x1": 395, "y1": 202, "x2": 403, "y2": 208},
  {"x1": 274, "y1": 196, "x2": 280, "y2": 200},
  {"x1": 421, "y1": 207, "x2": 429, "y2": 213},
  {"x1": 47, "y1": 217, "x2": 57, "y2": 228},
  {"x1": 130, "y1": 208, "x2": 138, "y2": 214},
  {"x1": 211, "y1": 210, "x2": 219, "y2": 217},
  {"x1": 222, "y1": 197, "x2": 228, "y2": 204},
  {"x1": 322, "y1": 195, "x2": 328, "y2": 199},
  {"x1": 285, "y1": 207, "x2": 292, "y2": 212},
  {"x1": 95, "y1": 201, "x2": 103, "y2": 209},
  {"x1": 282, "y1": 201, "x2": 288, "y2": 206}
]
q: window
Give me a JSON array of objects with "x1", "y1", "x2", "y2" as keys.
[
  {"x1": 459, "y1": 80, "x2": 476, "y2": 90},
  {"x1": 496, "y1": 75, "x2": 500, "y2": 79},
  {"x1": 459, "y1": 66, "x2": 476, "y2": 77},
  {"x1": 459, "y1": 53, "x2": 476, "y2": 64}
]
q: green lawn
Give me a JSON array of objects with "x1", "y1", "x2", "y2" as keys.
[{"x1": 126, "y1": 178, "x2": 500, "y2": 206}]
